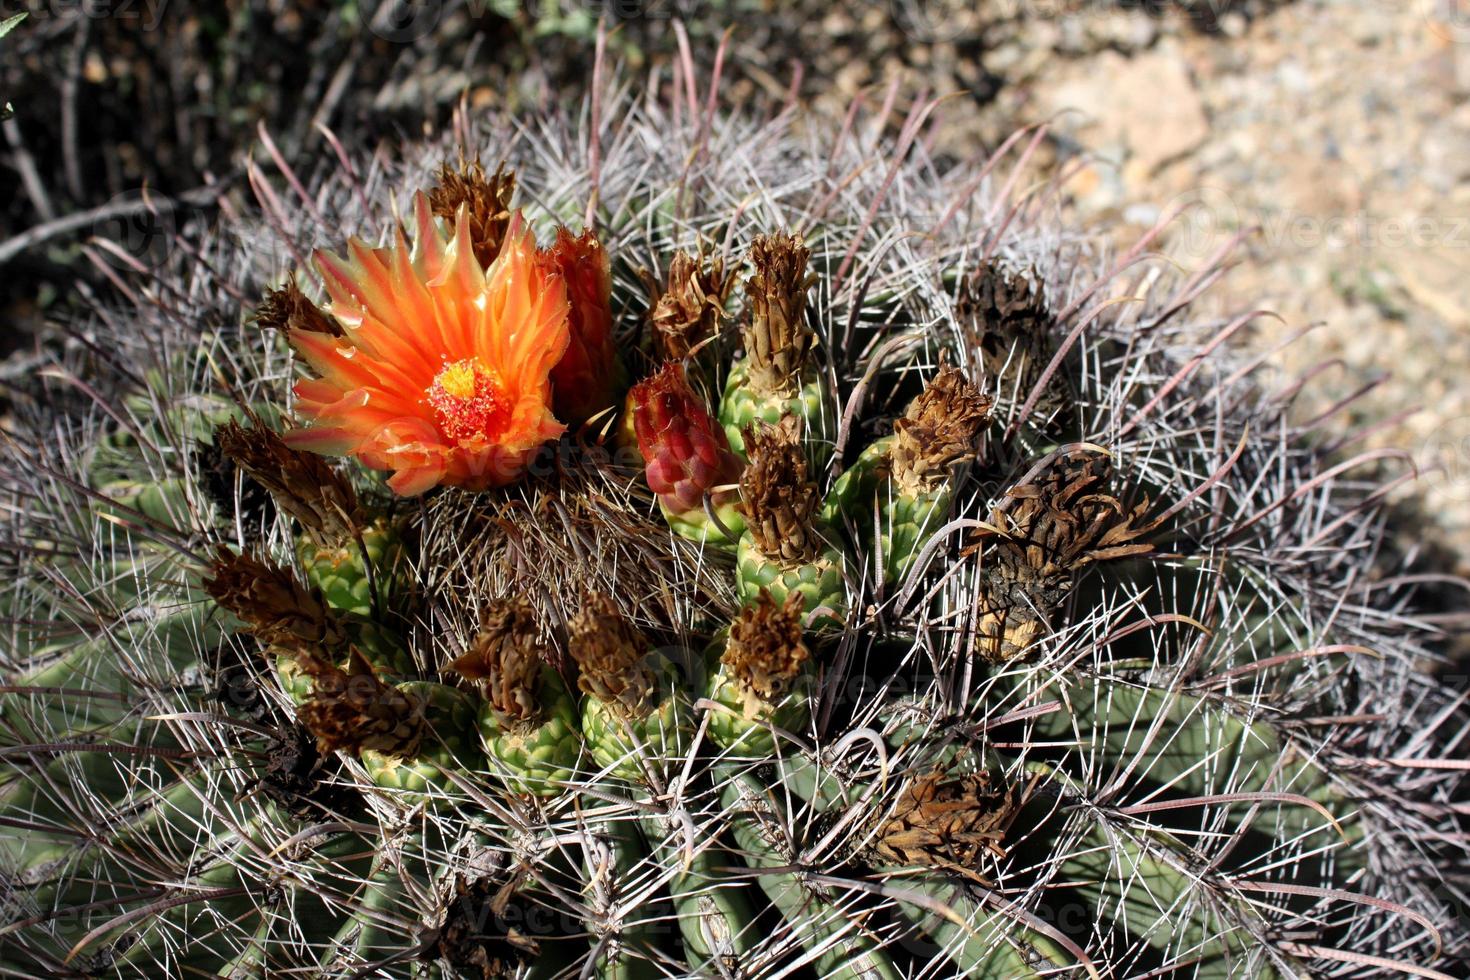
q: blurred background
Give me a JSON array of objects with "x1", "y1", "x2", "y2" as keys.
[{"x1": 2, "y1": 0, "x2": 1468, "y2": 588}]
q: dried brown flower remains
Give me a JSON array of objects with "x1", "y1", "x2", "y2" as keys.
[
  {"x1": 429, "y1": 157, "x2": 517, "y2": 269},
  {"x1": 255, "y1": 277, "x2": 341, "y2": 337},
  {"x1": 955, "y1": 263, "x2": 1070, "y2": 429},
  {"x1": 741, "y1": 232, "x2": 815, "y2": 395},
  {"x1": 870, "y1": 768, "x2": 1018, "y2": 884},
  {"x1": 567, "y1": 593, "x2": 656, "y2": 720},
  {"x1": 204, "y1": 548, "x2": 343, "y2": 651},
  {"x1": 891, "y1": 364, "x2": 993, "y2": 494},
  {"x1": 215, "y1": 420, "x2": 360, "y2": 544},
  {"x1": 450, "y1": 598, "x2": 547, "y2": 728},
  {"x1": 650, "y1": 248, "x2": 737, "y2": 360},
  {"x1": 723, "y1": 589, "x2": 809, "y2": 708},
  {"x1": 297, "y1": 649, "x2": 425, "y2": 758},
  {"x1": 965, "y1": 451, "x2": 1156, "y2": 662},
  {"x1": 741, "y1": 415, "x2": 821, "y2": 563},
  {"x1": 433, "y1": 875, "x2": 542, "y2": 978}
]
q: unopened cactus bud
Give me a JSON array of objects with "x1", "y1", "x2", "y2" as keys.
[
  {"x1": 255, "y1": 276, "x2": 341, "y2": 337},
  {"x1": 362, "y1": 681, "x2": 482, "y2": 796},
  {"x1": 546, "y1": 226, "x2": 626, "y2": 427},
  {"x1": 215, "y1": 419, "x2": 360, "y2": 544},
  {"x1": 297, "y1": 649, "x2": 427, "y2": 760},
  {"x1": 630, "y1": 362, "x2": 746, "y2": 549},
  {"x1": 296, "y1": 517, "x2": 406, "y2": 619},
  {"x1": 880, "y1": 365, "x2": 992, "y2": 585},
  {"x1": 205, "y1": 547, "x2": 342, "y2": 650}
]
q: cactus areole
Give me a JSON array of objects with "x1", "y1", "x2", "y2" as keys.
[{"x1": 3, "y1": 69, "x2": 1467, "y2": 980}]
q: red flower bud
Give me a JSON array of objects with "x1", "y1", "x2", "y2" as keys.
[
  {"x1": 547, "y1": 227, "x2": 624, "y2": 425},
  {"x1": 630, "y1": 363, "x2": 743, "y2": 515}
]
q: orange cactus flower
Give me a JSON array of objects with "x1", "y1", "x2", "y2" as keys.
[
  {"x1": 283, "y1": 193, "x2": 571, "y2": 495},
  {"x1": 546, "y1": 226, "x2": 625, "y2": 426}
]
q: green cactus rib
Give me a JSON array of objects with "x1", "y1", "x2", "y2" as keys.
[
  {"x1": 718, "y1": 769, "x2": 904, "y2": 980},
  {"x1": 1, "y1": 606, "x2": 221, "y2": 742},
  {"x1": 4, "y1": 766, "x2": 220, "y2": 914},
  {"x1": 320, "y1": 846, "x2": 417, "y2": 973},
  {"x1": 887, "y1": 874, "x2": 1074, "y2": 978},
  {"x1": 636, "y1": 813, "x2": 760, "y2": 973},
  {"x1": 587, "y1": 816, "x2": 664, "y2": 980},
  {"x1": 1056, "y1": 824, "x2": 1278, "y2": 979},
  {"x1": 1016, "y1": 675, "x2": 1362, "y2": 863},
  {"x1": 107, "y1": 825, "x2": 367, "y2": 973},
  {"x1": 98, "y1": 476, "x2": 203, "y2": 529},
  {"x1": 718, "y1": 361, "x2": 834, "y2": 471},
  {"x1": 477, "y1": 666, "x2": 581, "y2": 797}
]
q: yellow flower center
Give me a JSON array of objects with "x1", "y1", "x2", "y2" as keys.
[
  {"x1": 427, "y1": 358, "x2": 511, "y2": 441},
  {"x1": 434, "y1": 360, "x2": 481, "y2": 400}
]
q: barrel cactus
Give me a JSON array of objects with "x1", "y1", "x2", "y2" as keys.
[{"x1": 2, "y1": 51, "x2": 1467, "y2": 980}]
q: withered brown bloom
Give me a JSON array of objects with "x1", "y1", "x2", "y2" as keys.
[
  {"x1": 740, "y1": 415, "x2": 821, "y2": 563},
  {"x1": 449, "y1": 598, "x2": 548, "y2": 727},
  {"x1": 429, "y1": 157, "x2": 518, "y2": 269},
  {"x1": 215, "y1": 419, "x2": 360, "y2": 544},
  {"x1": 966, "y1": 451, "x2": 1155, "y2": 662},
  {"x1": 955, "y1": 263, "x2": 1070, "y2": 430},
  {"x1": 204, "y1": 548, "x2": 343, "y2": 650},
  {"x1": 741, "y1": 233, "x2": 815, "y2": 396},
  {"x1": 870, "y1": 768, "x2": 1018, "y2": 883},
  {"x1": 297, "y1": 649, "x2": 425, "y2": 758},
  {"x1": 650, "y1": 248, "x2": 737, "y2": 360},
  {"x1": 890, "y1": 364, "x2": 993, "y2": 495},
  {"x1": 722, "y1": 589, "x2": 809, "y2": 711},
  {"x1": 255, "y1": 276, "x2": 342, "y2": 337},
  {"x1": 567, "y1": 592, "x2": 655, "y2": 719},
  {"x1": 433, "y1": 874, "x2": 542, "y2": 978}
]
